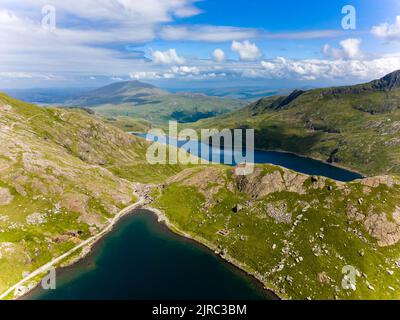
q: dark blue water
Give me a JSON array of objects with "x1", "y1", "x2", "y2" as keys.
[
  {"x1": 136, "y1": 133, "x2": 362, "y2": 182},
  {"x1": 27, "y1": 133, "x2": 362, "y2": 300},
  {"x1": 27, "y1": 211, "x2": 273, "y2": 300}
]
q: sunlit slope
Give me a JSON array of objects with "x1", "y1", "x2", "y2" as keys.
[
  {"x1": 154, "y1": 165, "x2": 400, "y2": 299},
  {"x1": 0, "y1": 93, "x2": 184, "y2": 295},
  {"x1": 65, "y1": 80, "x2": 245, "y2": 125},
  {"x1": 191, "y1": 70, "x2": 400, "y2": 176}
]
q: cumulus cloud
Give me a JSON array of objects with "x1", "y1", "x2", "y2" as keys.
[
  {"x1": 151, "y1": 49, "x2": 185, "y2": 65},
  {"x1": 260, "y1": 55, "x2": 400, "y2": 81},
  {"x1": 171, "y1": 65, "x2": 200, "y2": 75},
  {"x1": 129, "y1": 64, "x2": 227, "y2": 81},
  {"x1": 0, "y1": 1, "x2": 199, "y2": 83},
  {"x1": 129, "y1": 52, "x2": 400, "y2": 83},
  {"x1": 323, "y1": 39, "x2": 363, "y2": 60},
  {"x1": 372, "y1": 16, "x2": 400, "y2": 41},
  {"x1": 212, "y1": 49, "x2": 225, "y2": 62},
  {"x1": 129, "y1": 71, "x2": 162, "y2": 80},
  {"x1": 1, "y1": 1, "x2": 399, "y2": 87},
  {"x1": 231, "y1": 40, "x2": 263, "y2": 61}
]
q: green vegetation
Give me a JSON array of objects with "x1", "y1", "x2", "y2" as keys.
[
  {"x1": 103, "y1": 116, "x2": 153, "y2": 133},
  {"x1": 0, "y1": 93, "x2": 187, "y2": 297},
  {"x1": 153, "y1": 165, "x2": 400, "y2": 300},
  {"x1": 190, "y1": 70, "x2": 400, "y2": 177},
  {"x1": 3, "y1": 70, "x2": 400, "y2": 301},
  {"x1": 65, "y1": 80, "x2": 245, "y2": 125}
]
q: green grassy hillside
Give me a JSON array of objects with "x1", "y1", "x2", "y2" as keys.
[
  {"x1": 2, "y1": 87, "x2": 400, "y2": 301},
  {"x1": 0, "y1": 93, "x2": 187, "y2": 296},
  {"x1": 191, "y1": 70, "x2": 400, "y2": 177},
  {"x1": 65, "y1": 81, "x2": 245, "y2": 125},
  {"x1": 153, "y1": 165, "x2": 400, "y2": 300}
]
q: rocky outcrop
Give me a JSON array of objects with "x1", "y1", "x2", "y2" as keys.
[
  {"x1": 360, "y1": 176, "x2": 399, "y2": 188},
  {"x1": 167, "y1": 167, "x2": 228, "y2": 201},
  {"x1": 266, "y1": 201, "x2": 292, "y2": 224},
  {"x1": 0, "y1": 187, "x2": 13, "y2": 205},
  {"x1": 371, "y1": 70, "x2": 400, "y2": 91},
  {"x1": 234, "y1": 166, "x2": 309, "y2": 199},
  {"x1": 364, "y1": 213, "x2": 400, "y2": 247}
]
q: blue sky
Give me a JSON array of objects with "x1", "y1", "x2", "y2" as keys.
[{"x1": 1, "y1": 0, "x2": 400, "y2": 89}]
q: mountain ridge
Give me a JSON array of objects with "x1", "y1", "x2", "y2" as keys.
[
  {"x1": 189, "y1": 70, "x2": 400, "y2": 176},
  {"x1": 2, "y1": 93, "x2": 400, "y2": 300},
  {"x1": 63, "y1": 80, "x2": 245, "y2": 124}
]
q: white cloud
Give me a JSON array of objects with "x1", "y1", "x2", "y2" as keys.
[
  {"x1": 129, "y1": 71, "x2": 161, "y2": 80},
  {"x1": 323, "y1": 39, "x2": 363, "y2": 60},
  {"x1": 127, "y1": 52, "x2": 400, "y2": 83},
  {"x1": 231, "y1": 40, "x2": 263, "y2": 61},
  {"x1": 151, "y1": 49, "x2": 185, "y2": 65},
  {"x1": 160, "y1": 25, "x2": 258, "y2": 42},
  {"x1": 0, "y1": 1, "x2": 200, "y2": 83},
  {"x1": 1, "y1": 0, "x2": 201, "y2": 24},
  {"x1": 0, "y1": 71, "x2": 56, "y2": 80},
  {"x1": 171, "y1": 65, "x2": 199, "y2": 74},
  {"x1": 372, "y1": 16, "x2": 400, "y2": 41},
  {"x1": 260, "y1": 55, "x2": 400, "y2": 81},
  {"x1": 159, "y1": 25, "x2": 344, "y2": 42},
  {"x1": 128, "y1": 64, "x2": 226, "y2": 81},
  {"x1": 212, "y1": 49, "x2": 225, "y2": 62}
]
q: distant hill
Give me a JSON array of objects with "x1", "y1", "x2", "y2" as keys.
[
  {"x1": 190, "y1": 70, "x2": 400, "y2": 176},
  {"x1": 65, "y1": 80, "x2": 245, "y2": 124},
  {"x1": 65, "y1": 80, "x2": 169, "y2": 106},
  {"x1": 170, "y1": 87, "x2": 288, "y2": 101}
]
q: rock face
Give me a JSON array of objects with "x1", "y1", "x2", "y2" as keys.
[
  {"x1": 0, "y1": 187, "x2": 13, "y2": 205},
  {"x1": 364, "y1": 212, "x2": 400, "y2": 247},
  {"x1": 233, "y1": 165, "x2": 400, "y2": 247},
  {"x1": 26, "y1": 212, "x2": 47, "y2": 225},
  {"x1": 167, "y1": 167, "x2": 229, "y2": 201},
  {"x1": 372, "y1": 70, "x2": 400, "y2": 91},
  {"x1": 266, "y1": 201, "x2": 292, "y2": 224},
  {"x1": 234, "y1": 166, "x2": 310, "y2": 199}
]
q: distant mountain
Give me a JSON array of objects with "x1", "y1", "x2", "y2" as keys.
[
  {"x1": 65, "y1": 80, "x2": 169, "y2": 106},
  {"x1": 169, "y1": 87, "x2": 288, "y2": 100},
  {"x1": 4, "y1": 93, "x2": 400, "y2": 301},
  {"x1": 3, "y1": 88, "x2": 89, "y2": 105},
  {"x1": 190, "y1": 70, "x2": 400, "y2": 176},
  {"x1": 65, "y1": 80, "x2": 245, "y2": 124}
]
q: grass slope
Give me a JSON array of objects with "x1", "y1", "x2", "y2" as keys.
[
  {"x1": 153, "y1": 165, "x2": 400, "y2": 300},
  {"x1": 0, "y1": 93, "x2": 187, "y2": 296},
  {"x1": 190, "y1": 71, "x2": 400, "y2": 177},
  {"x1": 66, "y1": 81, "x2": 245, "y2": 125}
]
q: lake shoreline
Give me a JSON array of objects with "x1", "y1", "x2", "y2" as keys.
[
  {"x1": 13, "y1": 199, "x2": 145, "y2": 300},
  {"x1": 134, "y1": 133, "x2": 364, "y2": 181},
  {"x1": 145, "y1": 206, "x2": 282, "y2": 300},
  {"x1": 21, "y1": 207, "x2": 276, "y2": 300},
  {"x1": 14, "y1": 134, "x2": 363, "y2": 300},
  {"x1": 251, "y1": 146, "x2": 365, "y2": 179}
]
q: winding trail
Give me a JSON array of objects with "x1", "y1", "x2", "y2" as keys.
[{"x1": 0, "y1": 197, "x2": 146, "y2": 300}]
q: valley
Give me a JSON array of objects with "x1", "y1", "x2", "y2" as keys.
[
  {"x1": 2, "y1": 71, "x2": 400, "y2": 300},
  {"x1": 63, "y1": 81, "x2": 245, "y2": 125},
  {"x1": 189, "y1": 70, "x2": 400, "y2": 177}
]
